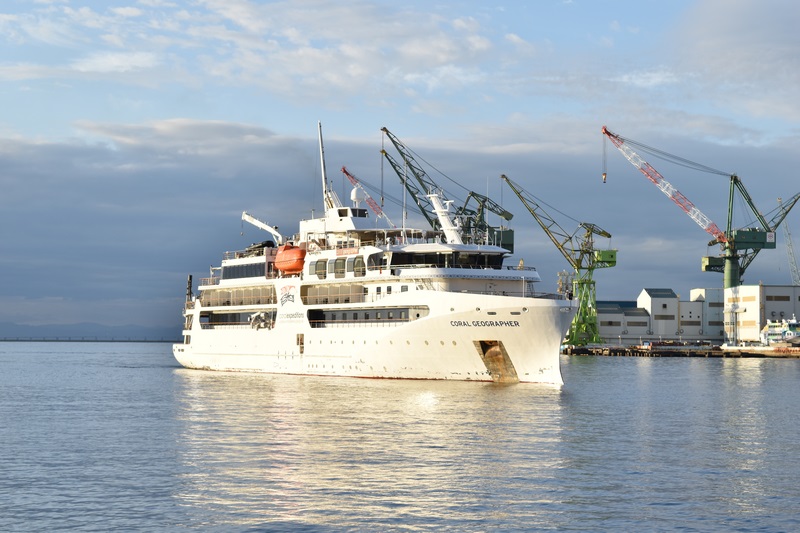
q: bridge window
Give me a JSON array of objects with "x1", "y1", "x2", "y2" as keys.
[
  {"x1": 334, "y1": 258, "x2": 347, "y2": 278},
  {"x1": 315, "y1": 260, "x2": 327, "y2": 279}
]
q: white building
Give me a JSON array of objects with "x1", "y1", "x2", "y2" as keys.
[
  {"x1": 597, "y1": 284, "x2": 800, "y2": 346},
  {"x1": 724, "y1": 284, "x2": 800, "y2": 344}
]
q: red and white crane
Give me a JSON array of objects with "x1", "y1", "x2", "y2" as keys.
[
  {"x1": 341, "y1": 166, "x2": 395, "y2": 228},
  {"x1": 601, "y1": 125, "x2": 727, "y2": 244}
]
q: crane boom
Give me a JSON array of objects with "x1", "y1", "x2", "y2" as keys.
[
  {"x1": 380, "y1": 147, "x2": 439, "y2": 230},
  {"x1": 602, "y1": 126, "x2": 727, "y2": 244},
  {"x1": 500, "y1": 175, "x2": 577, "y2": 268},
  {"x1": 380, "y1": 127, "x2": 514, "y2": 249},
  {"x1": 380, "y1": 127, "x2": 440, "y2": 228},
  {"x1": 241, "y1": 211, "x2": 284, "y2": 245},
  {"x1": 778, "y1": 197, "x2": 800, "y2": 285},
  {"x1": 501, "y1": 174, "x2": 616, "y2": 345},
  {"x1": 340, "y1": 166, "x2": 396, "y2": 228}
]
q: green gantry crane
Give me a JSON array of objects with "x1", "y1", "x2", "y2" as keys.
[
  {"x1": 380, "y1": 127, "x2": 514, "y2": 250},
  {"x1": 501, "y1": 174, "x2": 617, "y2": 345},
  {"x1": 602, "y1": 126, "x2": 800, "y2": 289}
]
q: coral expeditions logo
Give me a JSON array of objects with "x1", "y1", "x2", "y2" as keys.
[{"x1": 280, "y1": 285, "x2": 296, "y2": 306}]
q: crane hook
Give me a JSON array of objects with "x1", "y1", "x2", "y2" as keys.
[{"x1": 602, "y1": 133, "x2": 607, "y2": 183}]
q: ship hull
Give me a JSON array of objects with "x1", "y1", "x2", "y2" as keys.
[{"x1": 174, "y1": 290, "x2": 575, "y2": 384}]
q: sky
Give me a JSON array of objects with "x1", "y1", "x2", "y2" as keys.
[{"x1": 2, "y1": 0, "x2": 800, "y2": 329}]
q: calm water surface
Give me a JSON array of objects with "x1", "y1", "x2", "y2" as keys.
[{"x1": 1, "y1": 342, "x2": 798, "y2": 531}]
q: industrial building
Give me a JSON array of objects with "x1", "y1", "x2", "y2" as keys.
[{"x1": 597, "y1": 284, "x2": 800, "y2": 346}]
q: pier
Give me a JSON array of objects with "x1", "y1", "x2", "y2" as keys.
[{"x1": 565, "y1": 343, "x2": 800, "y2": 358}]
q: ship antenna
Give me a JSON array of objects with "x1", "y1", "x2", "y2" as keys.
[{"x1": 318, "y1": 121, "x2": 333, "y2": 210}]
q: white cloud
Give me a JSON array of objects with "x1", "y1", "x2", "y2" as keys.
[
  {"x1": 673, "y1": 0, "x2": 800, "y2": 121},
  {"x1": 71, "y1": 51, "x2": 159, "y2": 73},
  {"x1": 612, "y1": 67, "x2": 678, "y2": 88},
  {"x1": 0, "y1": 63, "x2": 54, "y2": 80},
  {"x1": 111, "y1": 7, "x2": 143, "y2": 18},
  {"x1": 452, "y1": 16, "x2": 480, "y2": 32}
]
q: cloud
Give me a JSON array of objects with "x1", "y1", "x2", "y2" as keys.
[
  {"x1": 612, "y1": 67, "x2": 678, "y2": 88},
  {"x1": 71, "y1": 51, "x2": 159, "y2": 72},
  {"x1": 673, "y1": 0, "x2": 800, "y2": 121},
  {"x1": 111, "y1": 7, "x2": 143, "y2": 18}
]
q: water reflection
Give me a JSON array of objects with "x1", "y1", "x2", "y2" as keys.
[
  {"x1": 171, "y1": 369, "x2": 566, "y2": 530},
  {"x1": 558, "y1": 356, "x2": 792, "y2": 528}
]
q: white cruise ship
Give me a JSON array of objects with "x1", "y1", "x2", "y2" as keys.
[{"x1": 173, "y1": 126, "x2": 577, "y2": 384}]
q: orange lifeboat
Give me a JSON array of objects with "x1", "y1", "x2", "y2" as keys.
[{"x1": 274, "y1": 244, "x2": 306, "y2": 274}]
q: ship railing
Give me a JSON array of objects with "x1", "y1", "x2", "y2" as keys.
[
  {"x1": 377, "y1": 263, "x2": 535, "y2": 272},
  {"x1": 503, "y1": 265, "x2": 539, "y2": 272},
  {"x1": 223, "y1": 247, "x2": 279, "y2": 261},
  {"x1": 200, "y1": 322, "x2": 250, "y2": 329},
  {"x1": 200, "y1": 276, "x2": 221, "y2": 286},
  {"x1": 199, "y1": 293, "x2": 278, "y2": 307},
  {"x1": 450, "y1": 289, "x2": 568, "y2": 300}
]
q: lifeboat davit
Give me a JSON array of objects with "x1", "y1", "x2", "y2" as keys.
[{"x1": 274, "y1": 244, "x2": 306, "y2": 274}]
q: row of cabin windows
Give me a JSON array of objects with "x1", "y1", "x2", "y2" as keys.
[
  {"x1": 308, "y1": 307, "x2": 418, "y2": 327},
  {"x1": 308, "y1": 251, "x2": 503, "y2": 279},
  {"x1": 325, "y1": 309, "x2": 408, "y2": 321},
  {"x1": 311, "y1": 255, "x2": 369, "y2": 279},
  {"x1": 388, "y1": 252, "x2": 503, "y2": 269}
]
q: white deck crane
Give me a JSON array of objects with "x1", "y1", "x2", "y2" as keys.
[{"x1": 241, "y1": 211, "x2": 284, "y2": 245}]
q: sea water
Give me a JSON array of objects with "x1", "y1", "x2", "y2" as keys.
[{"x1": 1, "y1": 342, "x2": 798, "y2": 531}]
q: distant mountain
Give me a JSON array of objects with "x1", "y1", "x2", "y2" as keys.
[{"x1": 0, "y1": 322, "x2": 181, "y2": 342}]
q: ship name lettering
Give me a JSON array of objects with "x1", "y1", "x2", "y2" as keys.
[
  {"x1": 472, "y1": 320, "x2": 520, "y2": 327},
  {"x1": 450, "y1": 320, "x2": 520, "y2": 327}
]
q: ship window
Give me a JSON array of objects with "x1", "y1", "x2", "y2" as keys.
[
  {"x1": 315, "y1": 260, "x2": 327, "y2": 279},
  {"x1": 221, "y1": 262, "x2": 265, "y2": 280},
  {"x1": 328, "y1": 260, "x2": 335, "y2": 274},
  {"x1": 334, "y1": 258, "x2": 347, "y2": 278},
  {"x1": 338, "y1": 208, "x2": 349, "y2": 217},
  {"x1": 376, "y1": 287, "x2": 382, "y2": 295},
  {"x1": 367, "y1": 252, "x2": 383, "y2": 270},
  {"x1": 376, "y1": 312, "x2": 382, "y2": 320},
  {"x1": 364, "y1": 312, "x2": 370, "y2": 320},
  {"x1": 387, "y1": 286, "x2": 392, "y2": 295},
  {"x1": 401, "y1": 311, "x2": 407, "y2": 319},
  {"x1": 353, "y1": 312, "x2": 358, "y2": 321},
  {"x1": 353, "y1": 256, "x2": 366, "y2": 277},
  {"x1": 401, "y1": 285, "x2": 408, "y2": 292},
  {"x1": 346, "y1": 257, "x2": 355, "y2": 272},
  {"x1": 388, "y1": 311, "x2": 394, "y2": 319}
]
